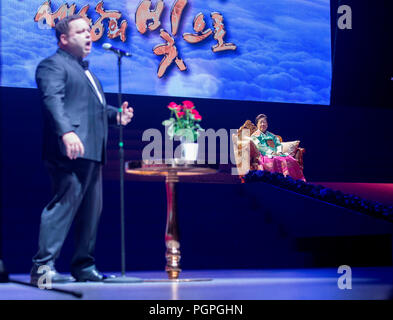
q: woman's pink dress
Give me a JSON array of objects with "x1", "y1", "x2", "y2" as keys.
[{"x1": 251, "y1": 130, "x2": 305, "y2": 181}]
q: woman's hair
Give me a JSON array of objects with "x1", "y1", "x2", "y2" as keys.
[{"x1": 255, "y1": 114, "x2": 267, "y2": 125}]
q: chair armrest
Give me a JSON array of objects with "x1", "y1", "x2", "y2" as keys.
[
  {"x1": 232, "y1": 134, "x2": 261, "y2": 177},
  {"x1": 249, "y1": 139, "x2": 262, "y2": 170},
  {"x1": 294, "y1": 147, "x2": 305, "y2": 170}
]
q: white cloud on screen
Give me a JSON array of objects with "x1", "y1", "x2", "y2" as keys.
[{"x1": 164, "y1": 70, "x2": 221, "y2": 98}]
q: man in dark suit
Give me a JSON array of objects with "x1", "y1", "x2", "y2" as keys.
[{"x1": 31, "y1": 15, "x2": 134, "y2": 284}]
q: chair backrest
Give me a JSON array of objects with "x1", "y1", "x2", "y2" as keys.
[
  {"x1": 232, "y1": 120, "x2": 261, "y2": 175},
  {"x1": 238, "y1": 120, "x2": 258, "y2": 136}
]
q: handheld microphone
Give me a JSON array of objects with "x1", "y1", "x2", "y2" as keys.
[{"x1": 102, "y1": 43, "x2": 131, "y2": 57}]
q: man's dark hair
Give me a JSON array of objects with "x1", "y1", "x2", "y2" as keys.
[
  {"x1": 55, "y1": 15, "x2": 84, "y2": 42},
  {"x1": 255, "y1": 113, "x2": 267, "y2": 125}
]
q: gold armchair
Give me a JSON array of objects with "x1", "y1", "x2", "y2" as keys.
[{"x1": 232, "y1": 120, "x2": 305, "y2": 176}]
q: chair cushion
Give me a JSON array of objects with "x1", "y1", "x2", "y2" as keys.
[{"x1": 281, "y1": 140, "x2": 300, "y2": 157}]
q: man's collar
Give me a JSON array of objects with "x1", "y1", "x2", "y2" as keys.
[
  {"x1": 57, "y1": 48, "x2": 79, "y2": 60},
  {"x1": 57, "y1": 48, "x2": 89, "y2": 69}
]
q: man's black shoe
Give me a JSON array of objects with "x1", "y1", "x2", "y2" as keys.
[
  {"x1": 73, "y1": 268, "x2": 111, "y2": 282},
  {"x1": 30, "y1": 264, "x2": 74, "y2": 286}
]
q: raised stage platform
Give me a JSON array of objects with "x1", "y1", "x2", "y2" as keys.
[{"x1": 1, "y1": 268, "x2": 393, "y2": 300}]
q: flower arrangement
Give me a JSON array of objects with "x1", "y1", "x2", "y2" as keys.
[{"x1": 162, "y1": 100, "x2": 204, "y2": 142}]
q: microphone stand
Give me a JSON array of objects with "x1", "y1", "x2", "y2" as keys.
[{"x1": 104, "y1": 51, "x2": 141, "y2": 284}]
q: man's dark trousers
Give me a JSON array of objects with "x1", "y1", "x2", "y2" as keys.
[{"x1": 33, "y1": 157, "x2": 102, "y2": 274}]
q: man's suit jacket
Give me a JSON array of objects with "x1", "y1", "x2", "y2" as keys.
[{"x1": 36, "y1": 48, "x2": 118, "y2": 164}]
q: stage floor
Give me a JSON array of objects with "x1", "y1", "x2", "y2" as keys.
[{"x1": 1, "y1": 267, "x2": 393, "y2": 300}]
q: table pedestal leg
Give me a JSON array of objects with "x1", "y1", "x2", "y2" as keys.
[{"x1": 165, "y1": 172, "x2": 181, "y2": 279}]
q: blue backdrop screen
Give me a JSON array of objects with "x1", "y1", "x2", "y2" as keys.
[{"x1": 1, "y1": 0, "x2": 332, "y2": 105}]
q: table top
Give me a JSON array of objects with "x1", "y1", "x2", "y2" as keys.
[{"x1": 125, "y1": 159, "x2": 219, "y2": 177}]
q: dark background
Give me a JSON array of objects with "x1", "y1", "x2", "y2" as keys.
[{"x1": 0, "y1": 0, "x2": 392, "y2": 273}]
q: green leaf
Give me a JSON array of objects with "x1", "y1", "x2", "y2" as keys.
[
  {"x1": 167, "y1": 124, "x2": 174, "y2": 137},
  {"x1": 162, "y1": 118, "x2": 175, "y2": 126},
  {"x1": 195, "y1": 125, "x2": 204, "y2": 131},
  {"x1": 176, "y1": 128, "x2": 195, "y2": 142}
]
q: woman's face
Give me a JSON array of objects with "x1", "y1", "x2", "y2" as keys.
[{"x1": 257, "y1": 118, "x2": 268, "y2": 133}]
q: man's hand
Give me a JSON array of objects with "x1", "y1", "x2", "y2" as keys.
[
  {"x1": 117, "y1": 101, "x2": 134, "y2": 126},
  {"x1": 62, "y1": 132, "x2": 85, "y2": 160}
]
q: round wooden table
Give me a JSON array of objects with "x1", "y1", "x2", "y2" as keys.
[{"x1": 125, "y1": 159, "x2": 218, "y2": 280}]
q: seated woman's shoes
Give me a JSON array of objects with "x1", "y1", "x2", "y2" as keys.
[{"x1": 73, "y1": 268, "x2": 110, "y2": 282}]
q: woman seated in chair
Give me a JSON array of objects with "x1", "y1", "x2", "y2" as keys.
[{"x1": 251, "y1": 114, "x2": 305, "y2": 181}]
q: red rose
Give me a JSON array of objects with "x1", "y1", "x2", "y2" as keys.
[
  {"x1": 182, "y1": 100, "x2": 194, "y2": 109},
  {"x1": 194, "y1": 114, "x2": 202, "y2": 121},
  {"x1": 190, "y1": 109, "x2": 199, "y2": 115},
  {"x1": 168, "y1": 102, "x2": 178, "y2": 110},
  {"x1": 177, "y1": 111, "x2": 185, "y2": 118}
]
